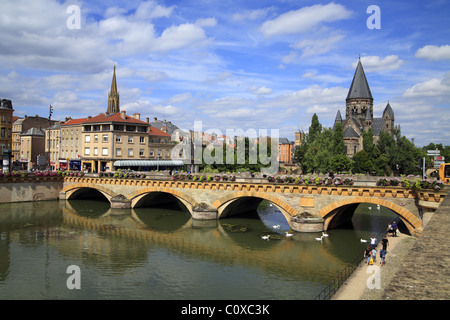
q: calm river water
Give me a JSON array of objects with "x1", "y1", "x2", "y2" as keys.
[{"x1": 0, "y1": 199, "x2": 397, "y2": 300}]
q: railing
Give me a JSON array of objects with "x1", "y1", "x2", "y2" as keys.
[{"x1": 314, "y1": 218, "x2": 401, "y2": 300}]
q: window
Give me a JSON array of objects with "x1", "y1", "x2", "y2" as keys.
[
  {"x1": 140, "y1": 136, "x2": 145, "y2": 144},
  {"x1": 150, "y1": 149, "x2": 154, "y2": 156},
  {"x1": 116, "y1": 148, "x2": 121, "y2": 156},
  {"x1": 102, "y1": 148, "x2": 108, "y2": 156},
  {"x1": 84, "y1": 147, "x2": 90, "y2": 155},
  {"x1": 139, "y1": 149, "x2": 144, "y2": 156},
  {"x1": 85, "y1": 135, "x2": 90, "y2": 143},
  {"x1": 165, "y1": 149, "x2": 169, "y2": 157},
  {"x1": 102, "y1": 135, "x2": 108, "y2": 143},
  {"x1": 94, "y1": 135, "x2": 98, "y2": 142},
  {"x1": 116, "y1": 135, "x2": 121, "y2": 142},
  {"x1": 128, "y1": 136, "x2": 133, "y2": 143},
  {"x1": 128, "y1": 148, "x2": 133, "y2": 156},
  {"x1": 94, "y1": 147, "x2": 98, "y2": 156}
]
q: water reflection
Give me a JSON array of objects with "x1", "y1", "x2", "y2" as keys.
[{"x1": 0, "y1": 200, "x2": 398, "y2": 299}]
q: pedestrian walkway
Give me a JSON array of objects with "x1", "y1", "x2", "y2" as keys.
[
  {"x1": 332, "y1": 189, "x2": 450, "y2": 300},
  {"x1": 332, "y1": 232, "x2": 407, "y2": 300}
]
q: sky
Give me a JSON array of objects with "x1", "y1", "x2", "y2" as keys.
[{"x1": 0, "y1": 0, "x2": 449, "y2": 147}]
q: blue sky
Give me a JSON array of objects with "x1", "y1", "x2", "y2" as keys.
[{"x1": 0, "y1": 0, "x2": 449, "y2": 147}]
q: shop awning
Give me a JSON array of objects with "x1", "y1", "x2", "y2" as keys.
[{"x1": 113, "y1": 160, "x2": 185, "y2": 167}]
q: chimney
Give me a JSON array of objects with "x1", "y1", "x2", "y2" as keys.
[
  {"x1": 146, "y1": 117, "x2": 149, "y2": 123},
  {"x1": 133, "y1": 113, "x2": 140, "y2": 120},
  {"x1": 121, "y1": 110, "x2": 126, "y2": 119},
  {"x1": 154, "y1": 117, "x2": 157, "y2": 121}
]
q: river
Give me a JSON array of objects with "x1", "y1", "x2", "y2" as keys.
[{"x1": 0, "y1": 199, "x2": 397, "y2": 300}]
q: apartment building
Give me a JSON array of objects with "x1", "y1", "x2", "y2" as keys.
[
  {"x1": 148, "y1": 126, "x2": 174, "y2": 160},
  {"x1": 81, "y1": 111, "x2": 149, "y2": 173},
  {"x1": 44, "y1": 122, "x2": 61, "y2": 170},
  {"x1": 0, "y1": 99, "x2": 14, "y2": 155},
  {"x1": 59, "y1": 117, "x2": 87, "y2": 170}
]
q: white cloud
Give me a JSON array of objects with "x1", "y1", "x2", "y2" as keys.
[
  {"x1": 355, "y1": 55, "x2": 404, "y2": 72},
  {"x1": 402, "y1": 72, "x2": 450, "y2": 99},
  {"x1": 133, "y1": 0, "x2": 174, "y2": 20},
  {"x1": 231, "y1": 7, "x2": 275, "y2": 22},
  {"x1": 249, "y1": 86, "x2": 272, "y2": 95},
  {"x1": 152, "y1": 23, "x2": 210, "y2": 52},
  {"x1": 415, "y1": 45, "x2": 450, "y2": 61},
  {"x1": 260, "y1": 3, "x2": 351, "y2": 37},
  {"x1": 293, "y1": 33, "x2": 345, "y2": 58}
]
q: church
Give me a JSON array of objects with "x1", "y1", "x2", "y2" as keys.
[{"x1": 334, "y1": 58, "x2": 395, "y2": 157}]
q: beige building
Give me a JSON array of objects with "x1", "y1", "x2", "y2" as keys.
[
  {"x1": 0, "y1": 99, "x2": 14, "y2": 155},
  {"x1": 12, "y1": 115, "x2": 56, "y2": 165},
  {"x1": 148, "y1": 126, "x2": 174, "y2": 160},
  {"x1": 44, "y1": 122, "x2": 62, "y2": 170},
  {"x1": 20, "y1": 128, "x2": 45, "y2": 170},
  {"x1": 59, "y1": 117, "x2": 87, "y2": 170},
  {"x1": 81, "y1": 111, "x2": 149, "y2": 173}
]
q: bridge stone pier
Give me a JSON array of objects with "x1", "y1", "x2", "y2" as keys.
[{"x1": 60, "y1": 177, "x2": 447, "y2": 237}]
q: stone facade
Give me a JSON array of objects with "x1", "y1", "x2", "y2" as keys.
[
  {"x1": 334, "y1": 59, "x2": 395, "y2": 157},
  {"x1": 60, "y1": 177, "x2": 446, "y2": 235}
]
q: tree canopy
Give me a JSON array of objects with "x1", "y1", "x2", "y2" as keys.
[{"x1": 293, "y1": 114, "x2": 443, "y2": 176}]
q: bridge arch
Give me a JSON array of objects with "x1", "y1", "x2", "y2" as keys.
[
  {"x1": 128, "y1": 187, "x2": 198, "y2": 215},
  {"x1": 212, "y1": 191, "x2": 298, "y2": 226},
  {"x1": 319, "y1": 196, "x2": 423, "y2": 236},
  {"x1": 61, "y1": 183, "x2": 119, "y2": 203}
]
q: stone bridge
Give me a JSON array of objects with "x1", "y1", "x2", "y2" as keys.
[{"x1": 60, "y1": 177, "x2": 447, "y2": 236}]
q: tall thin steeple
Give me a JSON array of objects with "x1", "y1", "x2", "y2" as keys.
[{"x1": 107, "y1": 65, "x2": 120, "y2": 114}]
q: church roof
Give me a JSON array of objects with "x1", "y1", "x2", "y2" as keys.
[
  {"x1": 346, "y1": 59, "x2": 373, "y2": 100},
  {"x1": 343, "y1": 126, "x2": 359, "y2": 138},
  {"x1": 383, "y1": 102, "x2": 394, "y2": 118},
  {"x1": 335, "y1": 110, "x2": 342, "y2": 122}
]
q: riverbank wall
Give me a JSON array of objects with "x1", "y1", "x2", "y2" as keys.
[
  {"x1": 0, "y1": 177, "x2": 63, "y2": 203},
  {"x1": 378, "y1": 189, "x2": 450, "y2": 299}
]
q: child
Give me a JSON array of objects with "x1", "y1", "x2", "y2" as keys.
[
  {"x1": 371, "y1": 248, "x2": 377, "y2": 263},
  {"x1": 379, "y1": 249, "x2": 386, "y2": 266}
]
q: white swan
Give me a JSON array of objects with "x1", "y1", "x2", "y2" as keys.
[
  {"x1": 261, "y1": 235, "x2": 270, "y2": 240},
  {"x1": 361, "y1": 239, "x2": 368, "y2": 243},
  {"x1": 315, "y1": 236, "x2": 324, "y2": 241},
  {"x1": 272, "y1": 224, "x2": 281, "y2": 229},
  {"x1": 322, "y1": 232, "x2": 329, "y2": 237},
  {"x1": 285, "y1": 232, "x2": 293, "y2": 237}
]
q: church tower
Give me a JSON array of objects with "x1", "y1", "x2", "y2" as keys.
[
  {"x1": 107, "y1": 66, "x2": 120, "y2": 114},
  {"x1": 345, "y1": 58, "x2": 373, "y2": 125}
]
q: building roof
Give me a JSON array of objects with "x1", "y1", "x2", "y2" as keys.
[
  {"x1": 113, "y1": 160, "x2": 185, "y2": 167},
  {"x1": 82, "y1": 112, "x2": 148, "y2": 125},
  {"x1": 335, "y1": 110, "x2": 343, "y2": 122},
  {"x1": 21, "y1": 127, "x2": 44, "y2": 136},
  {"x1": 150, "y1": 118, "x2": 179, "y2": 135},
  {"x1": 279, "y1": 137, "x2": 293, "y2": 145},
  {"x1": 383, "y1": 102, "x2": 394, "y2": 118},
  {"x1": 62, "y1": 118, "x2": 89, "y2": 126},
  {"x1": 149, "y1": 126, "x2": 171, "y2": 137},
  {"x1": 343, "y1": 126, "x2": 360, "y2": 138},
  {"x1": 346, "y1": 59, "x2": 373, "y2": 100},
  {"x1": 0, "y1": 99, "x2": 13, "y2": 110}
]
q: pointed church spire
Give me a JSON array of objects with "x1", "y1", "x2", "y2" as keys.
[
  {"x1": 346, "y1": 59, "x2": 373, "y2": 101},
  {"x1": 107, "y1": 65, "x2": 120, "y2": 114}
]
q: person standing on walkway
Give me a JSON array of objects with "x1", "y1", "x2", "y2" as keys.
[
  {"x1": 370, "y1": 235, "x2": 377, "y2": 249},
  {"x1": 371, "y1": 247, "x2": 377, "y2": 264},
  {"x1": 381, "y1": 236, "x2": 389, "y2": 251},
  {"x1": 387, "y1": 223, "x2": 393, "y2": 236},
  {"x1": 379, "y1": 249, "x2": 386, "y2": 266},
  {"x1": 391, "y1": 221, "x2": 398, "y2": 237},
  {"x1": 364, "y1": 246, "x2": 372, "y2": 265}
]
